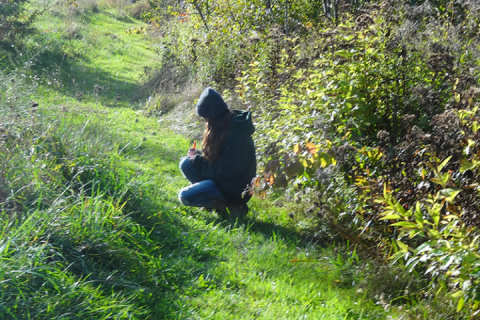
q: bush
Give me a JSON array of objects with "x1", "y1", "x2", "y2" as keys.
[
  {"x1": 0, "y1": 0, "x2": 41, "y2": 47},
  {"x1": 243, "y1": 1, "x2": 480, "y2": 314},
  {"x1": 126, "y1": 0, "x2": 151, "y2": 19}
]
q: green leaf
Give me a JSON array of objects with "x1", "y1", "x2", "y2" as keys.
[
  {"x1": 432, "y1": 212, "x2": 440, "y2": 228},
  {"x1": 397, "y1": 240, "x2": 409, "y2": 252},
  {"x1": 446, "y1": 190, "x2": 461, "y2": 203},
  {"x1": 406, "y1": 256, "x2": 418, "y2": 267},
  {"x1": 409, "y1": 230, "x2": 423, "y2": 239},
  {"x1": 391, "y1": 221, "x2": 418, "y2": 228},
  {"x1": 426, "y1": 265, "x2": 436, "y2": 274},
  {"x1": 415, "y1": 204, "x2": 423, "y2": 227},
  {"x1": 463, "y1": 254, "x2": 480, "y2": 264},
  {"x1": 416, "y1": 243, "x2": 432, "y2": 254},
  {"x1": 460, "y1": 160, "x2": 475, "y2": 173},
  {"x1": 436, "y1": 189, "x2": 461, "y2": 203},
  {"x1": 389, "y1": 250, "x2": 406, "y2": 263},
  {"x1": 438, "y1": 156, "x2": 452, "y2": 172},
  {"x1": 457, "y1": 297, "x2": 465, "y2": 312},
  {"x1": 441, "y1": 255, "x2": 455, "y2": 270},
  {"x1": 462, "y1": 280, "x2": 472, "y2": 291},
  {"x1": 431, "y1": 177, "x2": 446, "y2": 188},
  {"x1": 437, "y1": 188, "x2": 456, "y2": 197},
  {"x1": 393, "y1": 200, "x2": 407, "y2": 216}
]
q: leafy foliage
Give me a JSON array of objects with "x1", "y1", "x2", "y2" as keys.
[{"x1": 0, "y1": 0, "x2": 41, "y2": 47}]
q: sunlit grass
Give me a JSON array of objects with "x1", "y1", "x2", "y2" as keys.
[{"x1": 30, "y1": 5, "x2": 158, "y2": 108}]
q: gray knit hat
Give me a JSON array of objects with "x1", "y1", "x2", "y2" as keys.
[{"x1": 196, "y1": 87, "x2": 228, "y2": 118}]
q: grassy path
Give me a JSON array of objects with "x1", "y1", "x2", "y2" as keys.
[
  {"x1": 1, "y1": 5, "x2": 395, "y2": 319},
  {"x1": 49, "y1": 97, "x2": 387, "y2": 319}
]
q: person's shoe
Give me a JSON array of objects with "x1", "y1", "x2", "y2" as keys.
[
  {"x1": 212, "y1": 199, "x2": 229, "y2": 216},
  {"x1": 212, "y1": 199, "x2": 248, "y2": 220},
  {"x1": 228, "y1": 203, "x2": 249, "y2": 219},
  {"x1": 212, "y1": 199, "x2": 228, "y2": 209}
]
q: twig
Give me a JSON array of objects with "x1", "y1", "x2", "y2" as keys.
[{"x1": 192, "y1": 0, "x2": 209, "y2": 31}]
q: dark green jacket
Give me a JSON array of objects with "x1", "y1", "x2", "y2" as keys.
[{"x1": 192, "y1": 110, "x2": 257, "y2": 203}]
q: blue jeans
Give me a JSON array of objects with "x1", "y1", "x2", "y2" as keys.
[{"x1": 178, "y1": 157, "x2": 227, "y2": 208}]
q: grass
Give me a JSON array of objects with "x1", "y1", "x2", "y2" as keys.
[
  {"x1": 16, "y1": 3, "x2": 158, "y2": 108},
  {"x1": 0, "y1": 2, "x2": 403, "y2": 319}
]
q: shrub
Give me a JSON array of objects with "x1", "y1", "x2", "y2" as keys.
[
  {"x1": 0, "y1": 0, "x2": 41, "y2": 47},
  {"x1": 126, "y1": 0, "x2": 151, "y2": 19}
]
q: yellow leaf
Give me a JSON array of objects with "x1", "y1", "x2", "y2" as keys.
[
  {"x1": 293, "y1": 143, "x2": 303, "y2": 154},
  {"x1": 320, "y1": 157, "x2": 328, "y2": 168},
  {"x1": 380, "y1": 214, "x2": 401, "y2": 220}
]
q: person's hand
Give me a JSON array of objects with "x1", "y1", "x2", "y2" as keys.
[{"x1": 187, "y1": 148, "x2": 197, "y2": 157}]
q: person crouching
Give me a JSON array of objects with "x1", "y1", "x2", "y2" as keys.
[{"x1": 178, "y1": 87, "x2": 257, "y2": 218}]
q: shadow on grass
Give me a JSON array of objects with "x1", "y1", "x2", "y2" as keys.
[
  {"x1": 25, "y1": 117, "x2": 218, "y2": 317},
  {"x1": 33, "y1": 50, "x2": 147, "y2": 104},
  {"x1": 46, "y1": 190, "x2": 221, "y2": 318},
  {"x1": 103, "y1": 11, "x2": 136, "y2": 24},
  {"x1": 245, "y1": 216, "x2": 325, "y2": 246},
  {"x1": 199, "y1": 209, "x2": 326, "y2": 249},
  {"x1": 25, "y1": 20, "x2": 153, "y2": 106}
]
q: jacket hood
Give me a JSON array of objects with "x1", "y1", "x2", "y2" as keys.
[{"x1": 231, "y1": 110, "x2": 255, "y2": 135}]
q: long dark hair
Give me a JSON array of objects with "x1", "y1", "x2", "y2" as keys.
[{"x1": 202, "y1": 109, "x2": 233, "y2": 162}]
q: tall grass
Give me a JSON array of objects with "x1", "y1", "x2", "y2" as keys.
[{"x1": 0, "y1": 69, "x2": 145, "y2": 318}]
